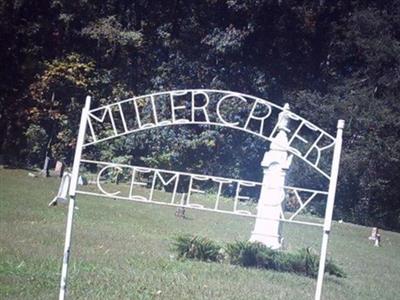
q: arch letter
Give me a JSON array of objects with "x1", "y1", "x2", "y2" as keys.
[
  {"x1": 216, "y1": 94, "x2": 247, "y2": 126},
  {"x1": 129, "y1": 167, "x2": 152, "y2": 201},
  {"x1": 244, "y1": 100, "x2": 272, "y2": 134},
  {"x1": 97, "y1": 165, "x2": 122, "y2": 196},
  {"x1": 191, "y1": 91, "x2": 210, "y2": 122}
]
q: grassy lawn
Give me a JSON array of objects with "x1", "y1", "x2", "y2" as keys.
[{"x1": 1, "y1": 167, "x2": 399, "y2": 299}]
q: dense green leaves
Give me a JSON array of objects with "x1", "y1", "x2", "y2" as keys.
[
  {"x1": 0, "y1": 0, "x2": 399, "y2": 230},
  {"x1": 172, "y1": 236, "x2": 346, "y2": 278},
  {"x1": 173, "y1": 235, "x2": 222, "y2": 262}
]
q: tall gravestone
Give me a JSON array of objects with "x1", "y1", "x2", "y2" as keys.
[{"x1": 250, "y1": 104, "x2": 292, "y2": 249}]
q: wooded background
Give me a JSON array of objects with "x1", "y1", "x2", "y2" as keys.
[{"x1": 0, "y1": 0, "x2": 399, "y2": 231}]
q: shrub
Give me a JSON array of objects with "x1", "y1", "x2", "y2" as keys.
[
  {"x1": 325, "y1": 259, "x2": 346, "y2": 278},
  {"x1": 287, "y1": 248, "x2": 346, "y2": 278},
  {"x1": 225, "y1": 241, "x2": 345, "y2": 278},
  {"x1": 285, "y1": 247, "x2": 319, "y2": 277},
  {"x1": 174, "y1": 236, "x2": 346, "y2": 278},
  {"x1": 225, "y1": 241, "x2": 275, "y2": 268},
  {"x1": 172, "y1": 235, "x2": 222, "y2": 262},
  {"x1": 24, "y1": 124, "x2": 48, "y2": 166},
  {"x1": 174, "y1": 235, "x2": 346, "y2": 277}
]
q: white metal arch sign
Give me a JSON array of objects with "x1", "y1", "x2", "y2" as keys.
[{"x1": 59, "y1": 89, "x2": 344, "y2": 300}]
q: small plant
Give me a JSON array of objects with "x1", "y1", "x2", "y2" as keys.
[
  {"x1": 285, "y1": 247, "x2": 319, "y2": 277},
  {"x1": 173, "y1": 236, "x2": 346, "y2": 278},
  {"x1": 225, "y1": 241, "x2": 275, "y2": 268},
  {"x1": 172, "y1": 235, "x2": 222, "y2": 262},
  {"x1": 225, "y1": 241, "x2": 346, "y2": 278},
  {"x1": 325, "y1": 259, "x2": 346, "y2": 278},
  {"x1": 287, "y1": 248, "x2": 346, "y2": 278}
]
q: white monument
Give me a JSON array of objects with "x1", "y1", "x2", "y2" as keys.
[{"x1": 250, "y1": 104, "x2": 293, "y2": 249}]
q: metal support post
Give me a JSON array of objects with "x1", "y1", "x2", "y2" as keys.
[
  {"x1": 59, "y1": 96, "x2": 91, "y2": 300},
  {"x1": 315, "y1": 119, "x2": 344, "y2": 300}
]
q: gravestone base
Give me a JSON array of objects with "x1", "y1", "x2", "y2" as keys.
[
  {"x1": 249, "y1": 232, "x2": 282, "y2": 249},
  {"x1": 250, "y1": 204, "x2": 283, "y2": 249}
]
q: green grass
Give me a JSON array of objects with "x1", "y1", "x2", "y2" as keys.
[{"x1": 1, "y1": 167, "x2": 400, "y2": 299}]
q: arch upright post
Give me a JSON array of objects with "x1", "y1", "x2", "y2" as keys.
[
  {"x1": 59, "y1": 96, "x2": 91, "y2": 300},
  {"x1": 315, "y1": 119, "x2": 344, "y2": 300}
]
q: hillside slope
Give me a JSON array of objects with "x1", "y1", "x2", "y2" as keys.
[{"x1": 0, "y1": 168, "x2": 399, "y2": 299}]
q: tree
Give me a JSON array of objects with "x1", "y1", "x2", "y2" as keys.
[
  {"x1": 29, "y1": 53, "x2": 95, "y2": 164},
  {"x1": 0, "y1": 0, "x2": 399, "y2": 230}
]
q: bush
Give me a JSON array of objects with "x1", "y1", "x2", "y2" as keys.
[
  {"x1": 225, "y1": 241, "x2": 275, "y2": 268},
  {"x1": 173, "y1": 236, "x2": 346, "y2": 278},
  {"x1": 283, "y1": 247, "x2": 319, "y2": 277},
  {"x1": 226, "y1": 241, "x2": 345, "y2": 278},
  {"x1": 325, "y1": 259, "x2": 346, "y2": 278},
  {"x1": 172, "y1": 235, "x2": 222, "y2": 262},
  {"x1": 24, "y1": 124, "x2": 48, "y2": 166}
]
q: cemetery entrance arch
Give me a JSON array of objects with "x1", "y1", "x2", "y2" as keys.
[{"x1": 58, "y1": 89, "x2": 344, "y2": 300}]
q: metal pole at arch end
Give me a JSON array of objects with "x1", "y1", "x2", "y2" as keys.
[
  {"x1": 315, "y1": 119, "x2": 344, "y2": 300},
  {"x1": 59, "y1": 96, "x2": 91, "y2": 300}
]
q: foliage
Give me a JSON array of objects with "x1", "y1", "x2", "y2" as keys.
[
  {"x1": 325, "y1": 258, "x2": 347, "y2": 278},
  {"x1": 173, "y1": 236, "x2": 345, "y2": 278},
  {"x1": 225, "y1": 240, "x2": 345, "y2": 278},
  {"x1": 172, "y1": 235, "x2": 222, "y2": 262},
  {"x1": 23, "y1": 124, "x2": 48, "y2": 166},
  {"x1": 81, "y1": 16, "x2": 143, "y2": 51},
  {"x1": 225, "y1": 240, "x2": 274, "y2": 268},
  {"x1": 29, "y1": 53, "x2": 95, "y2": 103},
  {"x1": 28, "y1": 53, "x2": 96, "y2": 163},
  {"x1": 0, "y1": 0, "x2": 399, "y2": 230}
]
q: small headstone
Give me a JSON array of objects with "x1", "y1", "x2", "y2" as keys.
[
  {"x1": 48, "y1": 172, "x2": 71, "y2": 206},
  {"x1": 175, "y1": 193, "x2": 187, "y2": 218},
  {"x1": 374, "y1": 234, "x2": 381, "y2": 247},
  {"x1": 78, "y1": 175, "x2": 87, "y2": 185},
  {"x1": 175, "y1": 207, "x2": 186, "y2": 218},
  {"x1": 368, "y1": 227, "x2": 378, "y2": 240},
  {"x1": 368, "y1": 227, "x2": 381, "y2": 247},
  {"x1": 54, "y1": 161, "x2": 64, "y2": 177}
]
